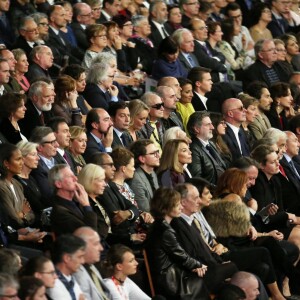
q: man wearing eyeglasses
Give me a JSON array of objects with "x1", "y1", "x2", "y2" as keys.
[
  {"x1": 30, "y1": 126, "x2": 60, "y2": 208},
  {"x1": 0, "y1": 274, "x2": 19, "y2": 300},
  {"x1": 140, "y1": 91, "x2": 165, "y2": 154},
  {"x1": 129, "y1": 139, "x2": 160, "y2": 212},
  {"x1": 13, "y1": 16, "x2": 39, "y2": 57},
  {"x1": 243, "y1": 39, "x2": 292, "y2": 89},
  {"x1": 180, "y1": 0, "x2": 200, "y2": 28},
  {"x1": 222, "y1": 98, "x2": 250, "y2": 159}
]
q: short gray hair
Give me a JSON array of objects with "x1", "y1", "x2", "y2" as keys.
[
  {"x1": 132, "y1": 15, "x2": 147, "y2": 27},
  {"x1": 30, "y1": 126, "x2": 53, "y2": 144},
  {"x1": 28, "y1": 80, "x2": 50, "y2": 99},
  {"x1": 172, "y1": 28, "x2": 191, "y2": 46},
  {"x1": 48, "y1": 164, "x2": 69, "y2": 188},
  {"x1": 0, "y1": 274, "x2": 19, "y2": 296},
  {"x1": 91, "y1": 52, "x2": 116, "y2": 65},
  {"x1": 263, "y1": 128, "x2": 287, "y2": 144},
  {"x1": 187, "y1": 111, "x2": 210, "y2": 138},
  {"x1": 30, "y1": 12, "x2": 48, "y2": 24},
  {"x1": 17, "y1": 141, "x2": 39, "y2": 157},
  {"x1": 141, "y1": 91, "x2": 160, "y2": 106}
]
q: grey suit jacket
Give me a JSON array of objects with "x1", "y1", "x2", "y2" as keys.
[
  {"x1": 129, "y1": 167, "x2": 159, "y2": 212},
  {"x1": 74, "y1": 265, "x2": 111, "y2": 300},
  {"x1": 178, "y1": 51, "x2": 199, "y2": 73},
  {"x1": 248, "y1": 113, "x2": 271, "y2": 140}
]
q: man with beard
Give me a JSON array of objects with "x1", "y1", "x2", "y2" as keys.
[
  {"x1": 246, "y1": 81, "x2": 273, "y2": 140},
  {"x1": 187, "y1": 111, "x2": 226, "y2": 184},
  {"x1": 149, "y1": 0, "x2": 169, "y2": 48},
  {"x1": 84, "y1": 108, "x2": 114, "y2": 162},
  {"x1": 129, "y1": 139, "x2": 160, "y2": 212},
  {"x1": 19, "y1": 80, "x2": 54, "y2": 138}
]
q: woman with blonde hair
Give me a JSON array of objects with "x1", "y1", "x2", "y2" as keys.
[
  {"x1": 127, "y1": 99, "x2": 149, "y2": 142},
  {"x1": 69, "y1": 126, "x2": 87, "y2": 171},
  {"x1": 78, "y1": 164, "x2": 108, "y2": 239},
  {"x1": 157, "y1": 139, "x2": 192, "y2": 187},
  {"x1": 53, "y1": 75, "x2": 82, "y2": 126}
]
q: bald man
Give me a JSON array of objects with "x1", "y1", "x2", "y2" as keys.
[
  {"x1": 231, "y1": 272, "x2": 260, "y2": 300},
  {"x1": 73, "y1": 227, "x2": 111, "y2": 300},
  {"x1": 222, "y1": 98, "x2": 250, "y2": 159}
]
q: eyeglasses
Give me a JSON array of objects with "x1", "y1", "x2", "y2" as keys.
[
  {"x1": 231, "y1": 106, "x2": 244, "y2": 111},
  {"x1": 38, "y1": 22, "x2": 49, "y2": 27},
  {"x1": 151, "y1": 103, "x2": 164, "y2": 109},
  {"x1": 145, "y1": 150, "x2": 160, "y2": 157},
  {"x1": 22, "y1": 28, "x2": 38, "y2": 33},
  {"x1": 261, "y1": 48, "x2": 277, "y2": 52},
  {"x1": 42, "y1": 139, "x2": 57, "y2": 146},
  {"x1": 40, "y1": 270, "x2": 57, "y2": 276},
  {"x1": 94, "y1": 34, "x2": 107, "y2": 39},
  {"x1": 0, "y1": 294, "x2": 19, "y2": 299},
  {"x1": 231, "y1": 14, "x2": 242, "y2": 19},
  {"x1": 101, "y1": 163, "x2": 115, "y2": 167}
]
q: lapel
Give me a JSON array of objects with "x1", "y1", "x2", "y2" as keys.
[
  {"x1": 226, "y1": 125, "x2": 240, "y2": 152},
  {"x1": 136, "y1": 168, "x2": 153, "y2": 198}
]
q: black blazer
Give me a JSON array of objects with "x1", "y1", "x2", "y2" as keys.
[
  {"x1": 51, "y1": 195, "x2": 97, "y2": 236},
  {"x1": 277, "y1": 156, "x2": 300, "y2": 215},
  {"x1": 267, "y1": 13, "x2": 289, "y2": 38},
  {"x1": 0, "y1": 118, "x2": 23, "y2": 145},
  {"x1": 26, "y1": 63, "x2": 51, "y2": 83},
  {"x1": 12, "y1": 35, "x2": 34, "y2": 57},
  {"x1": 191, "y1": 92, "x2": 207, "y2": 112},
  {"x1": 149, "y1": 20, "x2": 166, "y2": 49},
  {"x1": 193, "y1": 41, "x2": 227, "y2": 83},
  {"x1": 243, "y1": 60, "x2": 292, "y2": 89},
  {"x1": 84, "y1": 132, "x2": 107, "y2": 163},
  {"x1": 222, "y1": 125, "x2": 250, "y2": 160},
  {"x1": 178, "y1": 51, "x2": 199, "y2": 73},
  {"x1": 70, "y1": 21, "x2": 89, "y2": 52},
  {"x1": 99, "y1": 182, "x2": 139, "y2": 237},
  {"x1": 188, "y1": 138, "x2": 226, "y2": 184},
  {"x1": 19, "y1": 100, "x2": 54, "y2": 139},
  {"x1": 82, "y1": 83, "x2": 112, "y2": 110}
]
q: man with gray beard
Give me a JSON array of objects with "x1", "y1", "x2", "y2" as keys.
[{"x1": 19, "y1": 80, "x2": 55, "y2": 138}]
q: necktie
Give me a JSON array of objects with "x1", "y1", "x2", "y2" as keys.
[
  {"x1": 161, "y1": 25, "x2": 169, "y2": 39},
  {"x1": 278, "y1": 18, "x2": 286, "y2": 33},
  {"x1": 238, "y1": 128, "x2": 249, "y2": 156},
  {"x1": 63, "y1": 152, "x2": 72, "y2": 166},
  {"x1": 206, "y1": 144, "x2": 221, "y2": 165},
  {"x1": 120, "y1": 133, "x2": 127, "y2": 147},
  {"x1": 89, "y1": 265, "x2": 109, "y2": 300},
  {"x1": 57, "y1": 271, "x2": 76, "y2": 300},
  {"x1": 192, "y1": 218, "x2": 212, "y2": 250},
  {"x1": 39, "y1": 112, "x2": 45, "y2": 125},
  {"x1": 289, "y1": 160, "x2": 300, "y2": 180},
  {"x1": 98, "y1": 141, "x2": 105, "y2": 152},
  {"x1": 187, "y1": 54, "x2": 196, "y2": 68},
  {"x1": 58, "y1": 31, "x2": 66, "y2": 46}
]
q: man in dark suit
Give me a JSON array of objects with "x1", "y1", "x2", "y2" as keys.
[
  {"x1": 71, "y1": 3, "x2": 92, "y2": 53},
  {"x1": 98, "y1": 0, "x2": 121, "y2": 23},
  {"x1": 188, "y1": 18, "x2": 227, "y2": 83},
  {"x1": 187, "y1": 67, "x2": 213, "y2": 112},
  {"x1": 84, "y1": 108, "x2": 114, "y2": 162},
  {"x1": 26, "y1": 45, "x2": 53, "y2": 83},
  {"x1": 0, "y1": 0, "x2": 16, "y2": 48},
  {"x1": 47, "y1": 5, "x2": 83, "y2": 66},
  {"x1": 12, "y1": 16, "x2": 39, "y2": 57},
  {"x1": 243, "y1": 39, "x2": 292, "y2": 89},
  {"x1": 172, "y1": 28, "x2": 199, "y2": 73},
  {"x1": 19, "y1": 80, "x2": 54, "y2": 138},
  {"x1": 108, "y1": 102, "x2": 131, "y2": 149},
  {"x1": 49, "y1": 165, "x2": 97, "y2": 236},
  {"x1": 187, "y1": 111, "x2": 226, "y2": 184},
  {"x1": 278, "y1": 131, "x2": 300, "y2": 215},
  {"x1": 30, "y1": 127, "x2": 60, "y2": 207},
  {"x1": 179, "y1": 0, "x2": 200, "y2": 28},
  {"x1": 47, "y1": 117, "x2": 77, "y2": 175},
  {"x1": 0, "y1": 58, "x2": 10, "y2": 95},
  {"x1": 222, "y1": 98, "x2": 250, "y2": 160},
  {"x1": 148, "y1": 0, "x2": 169, "y2": 48},
  {"x1": 172, "y1": 183, "x2": 238, "y2": 293}
]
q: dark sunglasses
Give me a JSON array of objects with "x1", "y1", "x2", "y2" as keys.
[{"x1": 151, "y1": 103, "x2": 164, "y2": 109}]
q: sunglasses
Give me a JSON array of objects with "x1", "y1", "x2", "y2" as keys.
[{"x1": 151, "y1": 103, "x2": 164, "y2": 109}]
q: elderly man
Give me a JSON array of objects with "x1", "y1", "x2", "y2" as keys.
[
  {"x1": 74, "y1": 227, "x2": 111, "y2": 300},
  {"x1": 19, "y1": 80, "x2": 54, "y2": 138},
  {"x1": 49, "y1": 164, "x2": 97, "y2": 235},
  {"x1": 243, "y1": 39, "x2": 292, "y2": 88},
  {"x1": 140, "y1": 91, "x2": 165, "y2": 153},
  {"x1": 148, "y1": 0, "x2": 169, "y2": 48},
  {"x1": 0, "y1": 274, "x2": 19, "y2": 300},
  {"x1": 187, "y1": 111, "x2": 226, "y2": 184},
  {"x1": 172, "y1": 28, "x2": 199, "y2": 73},
  {"x1": 0, "y1": 58, "x2": 10, "y2": 96},
  {"x1": 231, "y1": 272, "x2": 260, "y2": 300},
  {"x1": 179, "y1": 0, "x2": 200, "y2": 27},
  {"x1": 222, "y1": 98, "x2": 250, "y2": 159},
  {"x1": 26, "y1": 45, "x2": 54, "y2": 82}
]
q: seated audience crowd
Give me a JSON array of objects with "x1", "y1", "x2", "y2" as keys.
[{"x1": 2, "y1": 0, "x2": 300, "y2": 299}]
